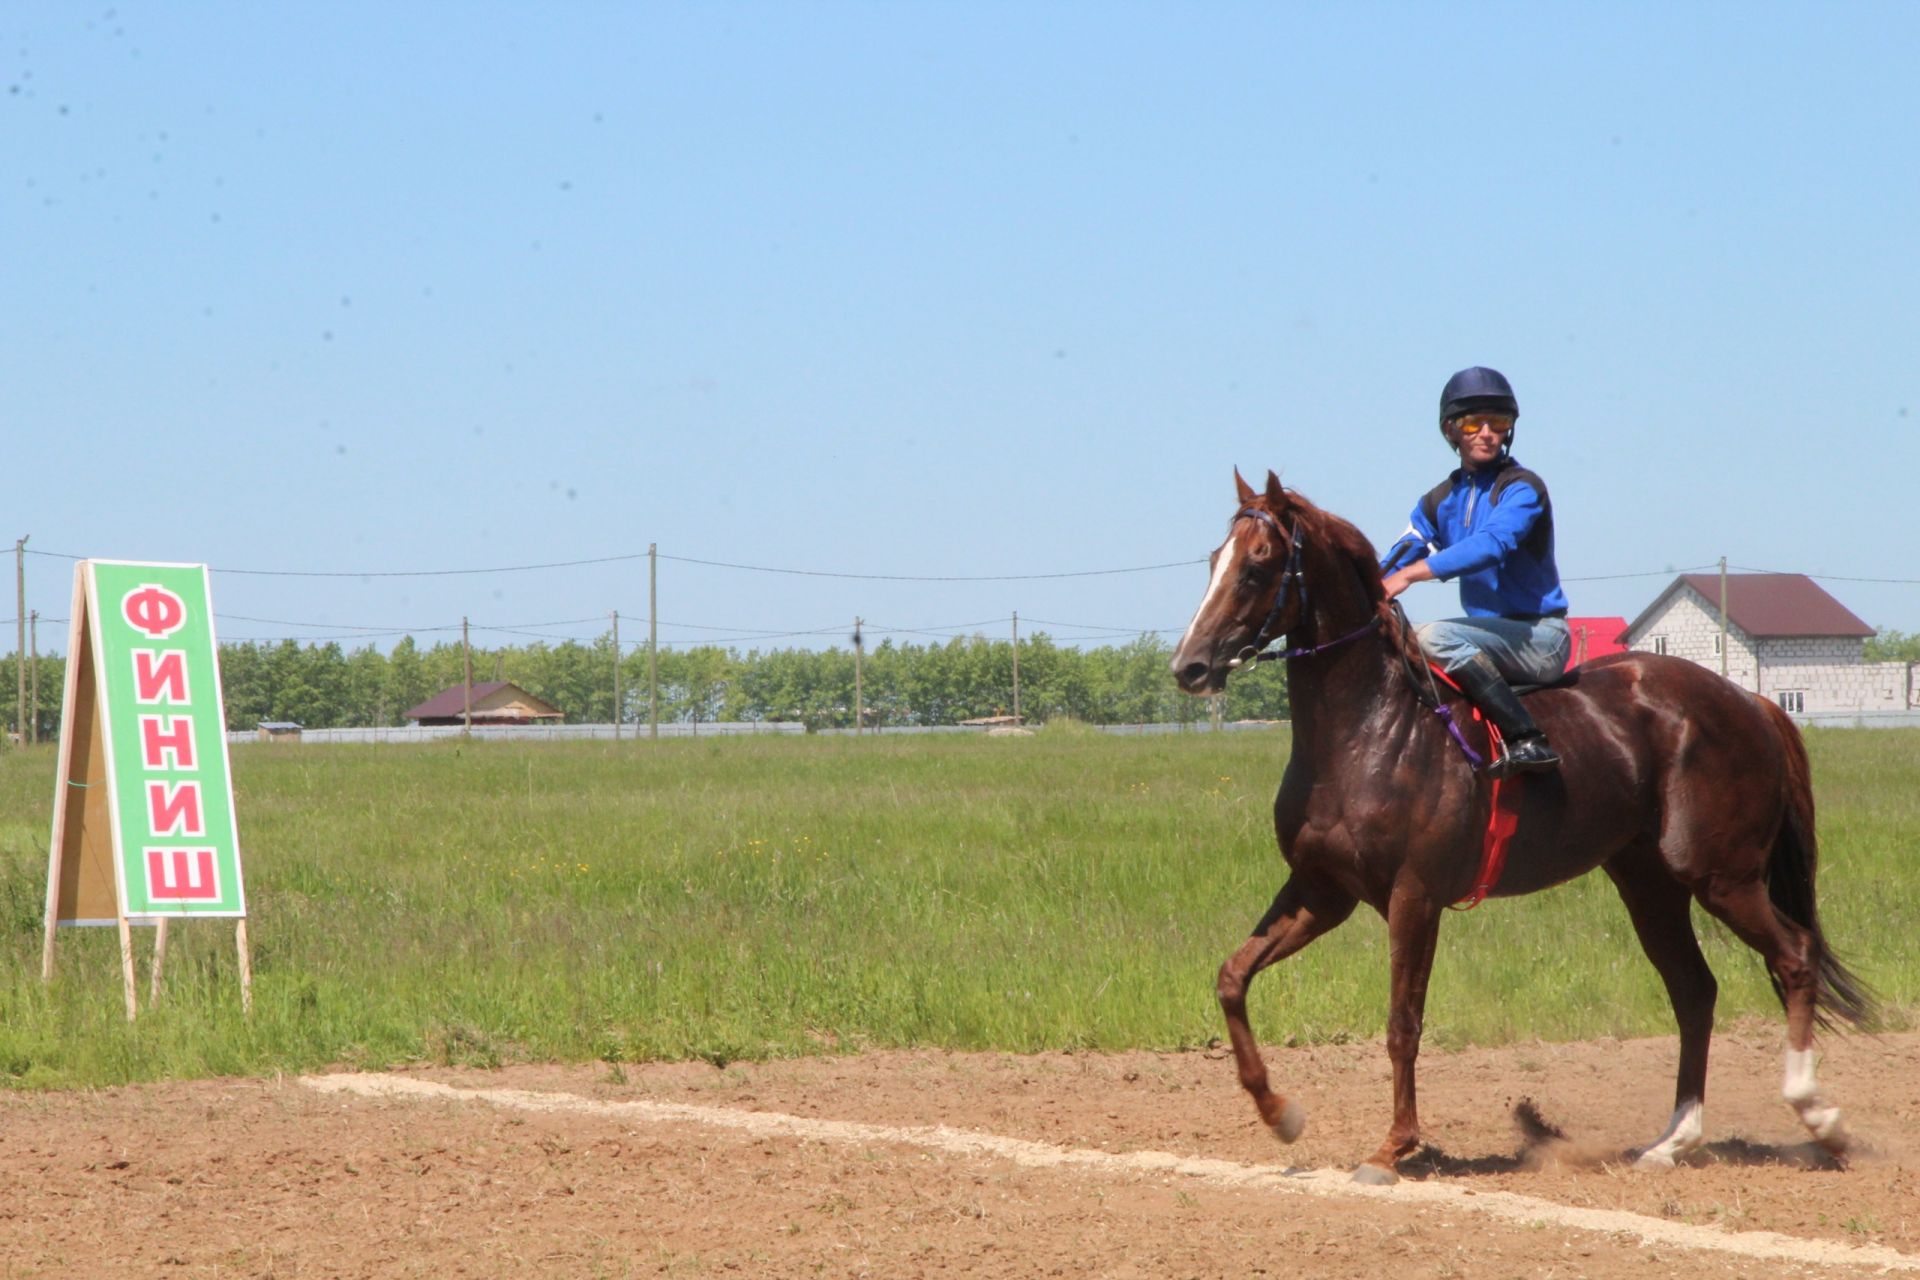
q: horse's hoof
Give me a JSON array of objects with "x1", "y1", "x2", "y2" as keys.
[
  {"x1": 1632, "y1": 1148, "x2": 1676, "y2": 1172},
  {"x1": 1802, "y1": 1106, "x2": 1847, "y2": 1151},
  {"x1": 1351, "y1": 1162, "x2": 1399, "y2": 1186},
  {"x1": 1270, "y1": 1099, "x2": 1307, "y2": 1144}
]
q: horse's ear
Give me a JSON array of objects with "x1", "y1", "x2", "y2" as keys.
[
  {"x1": 1234, "y1": 468, "x2": 1256, "y2": 504},
  {"x1": 1264, "y1": 470, "x2": 1288, "y2": 509}
]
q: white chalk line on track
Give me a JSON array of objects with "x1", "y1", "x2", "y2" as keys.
[{"x1": 301, "y1": 1072, "x2": 1918, "y2": 1273}]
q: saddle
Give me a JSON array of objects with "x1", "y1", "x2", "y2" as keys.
[{"x1": 1512, "y1": 669, "x2": 1580, "y2": 697}]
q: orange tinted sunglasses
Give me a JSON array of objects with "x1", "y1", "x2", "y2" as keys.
[{"x1": 1453, "y1": 414, "x2": 1514, "y2": 437}]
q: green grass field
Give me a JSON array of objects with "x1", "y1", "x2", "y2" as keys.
[{"x1": 0, "y1": 727, "x2": 1914, "y2": 1089}]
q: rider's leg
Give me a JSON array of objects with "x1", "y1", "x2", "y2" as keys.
[
  {"x1": 1452, "y1": 653, "x2": 1559, "y2": 776},
  {"x1": 1415, "y1": 617, "x2": 1571, "y2": 776}
]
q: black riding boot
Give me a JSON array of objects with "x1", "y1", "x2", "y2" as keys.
[{"x1": 1453, "y1": 653, "x2": 1560, "y2": 778}]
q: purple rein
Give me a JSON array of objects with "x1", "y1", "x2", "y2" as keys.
[
  {"x1": 1430, "y1": 700, "x2": 1487, "y2": 770},
  {"x1": 1230, "y1": 505, "x2": 1384, "y2": 668},
  {"x1": 1253, "y1": 616, "x2": 1384, "y2": 663},
  {"x1": 1232, "y1": 504, "x2": 1492, "y2": 774}
]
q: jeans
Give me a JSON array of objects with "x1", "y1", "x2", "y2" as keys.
[{"x1": 1415, "y1": 615, "x2": 1572, "y2": 685}]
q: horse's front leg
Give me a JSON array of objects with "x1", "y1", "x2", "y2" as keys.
[
  {"x1": 1355, "y1": 883, "x2": 1443, "y2": 1185},
  {"x1": 1218, "y1": 874, "x2": 1356, "y2": 1146}
]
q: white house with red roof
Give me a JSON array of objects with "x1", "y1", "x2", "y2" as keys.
[{"x1": 1624, "y1": 573, "x2": 1915, "y2": 716}]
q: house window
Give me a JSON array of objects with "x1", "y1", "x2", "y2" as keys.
[
  {"x1": 1712, "y1": 634, "x2": 1723, "y2": 656},
  {"x1": 1651, "y1": 636, "x2": 1669, "y2": 655},
  {"x1": 1778, "y1": 691, "x2": 1805, "y2": 714}
]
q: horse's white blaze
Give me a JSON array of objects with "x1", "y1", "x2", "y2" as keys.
[
  {"x1": 1633, "y1": 1099, "x2": 1704, "y2": 1169},
  {"x1": 1178, "y1": 536, "x2": 1243, "y2": 656},
  {"x1": 1784, "y1": 1047, "x2": 1844, "y2": 1142}
]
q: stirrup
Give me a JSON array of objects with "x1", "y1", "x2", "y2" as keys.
[{"x1": 1491, "y1": 734, "x2": 1559, "y2": 778}]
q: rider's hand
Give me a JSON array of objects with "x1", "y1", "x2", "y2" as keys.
[{"x1": 1381, "y1": 561, "x2": 1435, "y2": 600}]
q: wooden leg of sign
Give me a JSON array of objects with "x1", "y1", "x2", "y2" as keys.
[
  {"x1": 235, "y1": 919, "x2": 253, "y2": 1017},
  {"x1": 118, "y1": 914, "x2": 138, "y2": 1022},
  {"x1": 149, "y1": 918, "x2": 170, "y2": 1004},
  {"x1": 41, "y1": 905, "x2": 58, "y2": 983}
]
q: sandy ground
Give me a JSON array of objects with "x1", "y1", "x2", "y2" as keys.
[{"x1": 1, "y1": 1026, "x2": 1917, "y2": 1278}]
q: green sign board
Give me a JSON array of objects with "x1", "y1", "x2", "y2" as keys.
[{"x1": 84, "y1": 561, "x2": 247, "y2": 918}]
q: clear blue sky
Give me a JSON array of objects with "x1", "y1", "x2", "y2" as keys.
[{"x1": 6, "y1": 3, "x2": 1915, "y2": 658}]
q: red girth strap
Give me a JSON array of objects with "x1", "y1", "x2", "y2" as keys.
[{"x1": 1427, "y1": 663, "x2": 1522, "y2": 910}]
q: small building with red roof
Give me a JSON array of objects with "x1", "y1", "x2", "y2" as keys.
[
  {"x1": 404, "y1": 682, "x2": 565, "y2": 727},
  {"x1": 1624, "y1": 573, "x2": 1911, "y2": 715}
]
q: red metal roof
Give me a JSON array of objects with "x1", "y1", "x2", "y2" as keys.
[
  {"x1": 1629, "y1": 574, "x2": 1874, "y2": 641},
  {"x1": 1565, "y1": 617, "x2": 1628, "y2": 670}
]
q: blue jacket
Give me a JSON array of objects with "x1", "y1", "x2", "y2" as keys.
[{"x1": 1380, "y1": 457, "x2": 1569, "y2": 619}]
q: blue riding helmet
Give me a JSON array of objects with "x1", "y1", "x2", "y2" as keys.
[{"x1": 1439, "y1": 366, "x2": 1519, "y2": 428}]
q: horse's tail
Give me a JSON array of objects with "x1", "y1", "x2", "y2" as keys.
[{"x1": 1758, "y1": 697, "x2": 1877, "y2": 1032}]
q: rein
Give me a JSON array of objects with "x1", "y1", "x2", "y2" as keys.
[
  {"x1": 1227, "y1": 506, "x2": 1382, "y2": 669},
  {"x1": 1213, "y1": 512, "x2": 1515, "y2": 909},
  {"x1": 1390, "y1": 601, "x2": 1490, "y2": 770},
  {"x1": 1220, "y1": 508, "x2": 1489, "y2": 772},
  {"x1": 1384, "y1": 602, "x2": 1518, "y2": 909}
]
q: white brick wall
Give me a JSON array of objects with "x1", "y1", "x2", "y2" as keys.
[{"x1": 1628, "y1": 585, "x2": 1917, "y2": 713}]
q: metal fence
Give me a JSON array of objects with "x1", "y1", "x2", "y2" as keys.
[
  {"x1": 225, "y1": 719, "x2": 1296, "y2": 745},
  {"x1": 1794, "y1": 710, "x2": 1920, "y2": 730},
  {"x1": 204, "y1": 709, "x2": 1920, "y2": 748},
  {"x1": 226, "y1": 721, "x2": 806, "y2": 746}
]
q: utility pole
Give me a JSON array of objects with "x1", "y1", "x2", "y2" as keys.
[
  {"x1": 13, "y1": 535, "x2": 25, "y2": 749},
  {"x1": 853, "y1": 617, "x2": 864, "y2": 735},
  {"x1": 1010, "y1": 611, "x2": 1020, "y2": 725},
  {"x1": 648, "y1": 543, "x2": 659, "y2": 740},
  {"x1": 28, "y1": 611, "x2": 37, "y2": 745},
  {"x1": 461, "y1": 616, "x2": 473, "y2": 738},
  {"x1": 611, "y1": 610, "x2": 622, "y2": 740},
  {"x1": 1718, "y1": 556, "x2": 1730, "y2": 682}
]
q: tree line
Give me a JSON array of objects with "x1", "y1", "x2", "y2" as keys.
[
  {"x1": 0, "y1": 630, "x2": 1290, "y2": 736},
  {"x1": 7, "y1": 626, "x2": 1912, "y2": 741}
]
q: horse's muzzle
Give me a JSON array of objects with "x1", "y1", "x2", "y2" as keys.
[{"x1": 1171, "y1": 652, "x2": 1228, "y2": 696}]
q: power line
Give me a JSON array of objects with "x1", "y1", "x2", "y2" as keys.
[
  {"x1": 1022, "y1": 615, "x2": 1177, "y2": 635},
  {"x1": 218, "y1": 612, "x2": 463, "y2": 633},
  {"x1": 1730, "y1": 565, "x2": 1920, "y2": 585},
  {"x1": 22, "y1": 545, "x2": 1203, "y2": 581},
  {"x1": 219, "y1": 553, "x2": 651, "y2": 578},
  {"x1": 655, "y1": 553, "x2": 1205, "y2": 582},
  {"x1": 1561, "y1": 564, "x2": 1716, "y2": 582},
  {"x1": 28, "y1": 539, "x2": 1914, "y2": 587}
]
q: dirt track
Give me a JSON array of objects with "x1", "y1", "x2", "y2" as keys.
[{"x1": 2, "y1": 1027, "x2": 1917, "y2": 1277}]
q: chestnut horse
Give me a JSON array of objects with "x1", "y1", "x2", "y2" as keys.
[{"x1": 1171, "y1": 470, "x2": 1873, "y2": 1184}]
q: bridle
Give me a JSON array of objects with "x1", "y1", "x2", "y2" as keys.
[
  {"x1": 1220, "y1": 502, "x2": 1496, "y2": 776},
  {"x1": 1224, "y1": 505, "x2": 1381, "y2": 669}
]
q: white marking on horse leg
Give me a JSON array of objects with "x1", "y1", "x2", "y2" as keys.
[
  {"x1": 1272, "y1": 1097, "x2": 1306, "y2": 1144},
  {"x1": 1633, "y1": 1099, "x2": 1704, "y2": 1170},
  {"x1": 1784, "y1": 1047, "x2": 1846, "y2": 1147}
]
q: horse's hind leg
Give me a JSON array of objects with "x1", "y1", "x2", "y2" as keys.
[
  {"x1": 1604, "y1": 852, "x2": 1716, "y2": 1169},
  {"x1": 1694, "y1": 876, "x2": 1848, "y2": 1156},
  {"x1": 1217, "y1": 874, "x2": 1356, "y2": 1147}
]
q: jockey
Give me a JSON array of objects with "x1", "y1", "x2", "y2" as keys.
[{"x1": 1379, "y1": 366, "x2": 1570, "y2": 777}]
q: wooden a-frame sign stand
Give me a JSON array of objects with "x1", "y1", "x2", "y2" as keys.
[{"x1": 41, "y1": 561, "x2": 252, "y2": 1020}]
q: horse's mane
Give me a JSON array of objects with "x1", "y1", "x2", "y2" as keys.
[
  {"x1": 1246, "y1": 483, "x2": 1426, "y2": 668},
  {"x1": 1263, "y1": 487, "x2": 1386, "y2": 608}
]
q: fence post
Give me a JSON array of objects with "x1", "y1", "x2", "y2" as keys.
[{"x1": 649, "y1": 544, "x2": 659, "y2": 740}]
